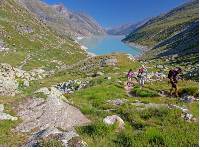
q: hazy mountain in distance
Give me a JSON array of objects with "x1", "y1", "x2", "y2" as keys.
[{"x1": 106, "y1": 19, "x2": 149, "y2": 35}]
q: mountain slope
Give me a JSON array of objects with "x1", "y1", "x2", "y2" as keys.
[
  {"x1": 123, "y1": 0, "x2": 199, "y2": 58},
  {"x1": 107, "y1": 19, "x2": 148, "y2": 35},
  {"x1": 18, "y1": 0, "x2": 106, "y2": 38},
  {"x1": 0, "y1": 0, "x2": 86, "y2": 70}
]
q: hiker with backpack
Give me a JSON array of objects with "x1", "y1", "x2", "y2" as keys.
[
  {"x1": 127, "y1": 69, "x2": 135, "y2": 87},
  {"x1": 137, "y1": 65, "x2": 147, "y2": 88},
  {"x1": 168, "y1": 67, "x2": 182, "y2": 97}
]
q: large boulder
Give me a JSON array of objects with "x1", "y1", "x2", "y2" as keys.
[
  {"x1": 16, "y1": 87, "x2": 90, "y2": 133},
  {"x1": 103, "y1": 115, "x2": 125, "y2": 131}
]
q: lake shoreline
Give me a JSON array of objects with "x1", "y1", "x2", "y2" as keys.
[
  {"x1": 123, "y1": 41, "x2": 152, "y2": 60},
  {"x1": 124, "y1": 41, "x2": 150, "y2": 52},
  {"x1": 76, "y1": 36, "x2": 144, "y2": 58},
  {"x1": 75, "y1": 37, "x2": 96, "y2": 57}
]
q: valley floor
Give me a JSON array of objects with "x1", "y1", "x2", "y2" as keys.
[{"x1": 0, "y1": 53, "x2": 199, "y2": 147}]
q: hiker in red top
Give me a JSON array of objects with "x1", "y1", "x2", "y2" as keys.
[{"x1": 168, "y1": 67, "x2": 182, "y2": 97}]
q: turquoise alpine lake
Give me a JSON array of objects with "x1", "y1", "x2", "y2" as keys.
[{"x1": 78, "y1": 36, "x2": 142, "y2": 56}]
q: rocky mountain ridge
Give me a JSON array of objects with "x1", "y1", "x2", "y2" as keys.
[
  {"x1": 18, "y1": 0, "x2": 106, "y2": 38},
  {"x1": 123, "y1": 0, "x2": 199, "y2": 58}
]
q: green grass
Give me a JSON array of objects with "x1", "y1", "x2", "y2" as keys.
[
  {"x1": 67, "y1": 71, "x2": 199, "y2": 146},
  {"x1": 0, "y1": 29, "x2": 198, "y2": 147},
  {"x1": 132, "y1": 86, "x2": 159, "y2": 97},
  {"x1": 123, "y1": 0, "x2": 198, "y2": 62},
  {"x1": 0, "y1": 103, "x2": 28, "y2": 146},
  {"x1": 0, "y1": 0, "x2": 87, "y2": 70},
  {"x1": 63, "y1": 57, "x2": 199, "y2": 147},
  {"x1": 0, "y1": 120, "x2": 27, "y2": 146}
]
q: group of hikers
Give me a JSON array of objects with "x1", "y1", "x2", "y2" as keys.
[
  {"x1": 127, "y1": 65, "x2": 147, "y2": 88},
  {"x1": 127, "y1": 65, "x2": 182, "y2": 97}
]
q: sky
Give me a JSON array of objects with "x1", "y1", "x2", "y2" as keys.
[{"x1": 43, "y1": 0, "x2": 188, "y2": 28}]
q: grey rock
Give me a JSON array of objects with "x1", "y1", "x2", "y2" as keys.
[
  {"x1": 15, "y1": 87, "x2": 90, "y2": 132},
  {"x1": 180, "y1": 94, "x2": 196, "y2": 103},
  {"x1": 168, "y1": 104, "x2": 188, "y2": 113},
  {"x1": 24, "y1": 127, "x2": 80, "y2": 147},
  {"x1": 156, "y1": 65, "x2": 164, "y2": 69},
  {"x1": 23, "y1": 80, "x2": 30, "y2": 87},
  {"x1": 99, "y1": 58, "x2": 117, "y2": 67},
  {"x1": 103, "y1": 115, "x2": 125, "y2": 130},
  {"x1": 131, "y1": 101, "x2": 168, "y2": 109},
  {"x1": 107, "y1": 99, "x2": 128, "y2": 106},
  {"x1": 61, "y1": 130, "x2": 79, "y2": 147},
  {"x1": 168, "y1": 104, "x2": 196, "y2": 122},
  {"x1": 55, "y1": 80, "x2": 89, "y2": 94},
  {"x1": 182, "y1": 112, "x2": 193, "y2": 121}
]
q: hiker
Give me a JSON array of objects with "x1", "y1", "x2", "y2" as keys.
[
  {"x1": 137, "y1": 65, "x2": 147, "y2": 88},
  {"x1": 127, "y1": 69, "x2": 134, "y2": 87},
  {"x1": 168, "y1": 67, "x2": 182, "y2": 97}
]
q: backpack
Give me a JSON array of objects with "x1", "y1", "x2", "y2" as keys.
[{"x1": 168, "y1": 70, "x2": 173, "y2": 79}]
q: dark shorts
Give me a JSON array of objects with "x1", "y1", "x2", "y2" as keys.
[{"x1": 170, "y1": 81, "x2": 177, "y2": 88}]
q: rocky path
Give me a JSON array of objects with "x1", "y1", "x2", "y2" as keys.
[
  {"x1": 123, "y1": 78, "x2": 197, "y2": 123},
  {"x1": 18, "y1": 53, "x2": 32, "y2": 70},
  {"x1": 14, "y1": 87, "x2": 90, "y2": 146}
]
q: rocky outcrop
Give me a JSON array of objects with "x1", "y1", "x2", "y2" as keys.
[
  {"x1": 0, "y1": 63, "x2": 51, "y2": 96},
  {"x1": 24, "y1": 127, "x2": 86, "y2": 147},
  {"x1": 15, "y1": 87, "x2": 90, "y2": 133},
  {"x1": 168, "y1": 104, "x2": 196, "y2": 122},
  {"x1": 55, "y1": 79, "x2": 90, "y2": 94},
  {"x1": 0, "y1": 64, "x2": 19, "y2": 96},
  {"x1": 99, "y1": 58, "x2": 118, "y2": 67}
]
